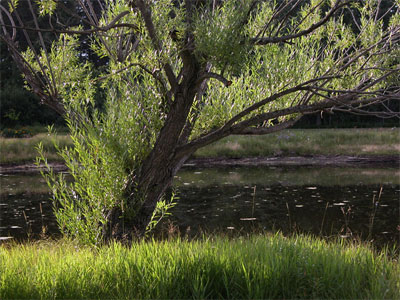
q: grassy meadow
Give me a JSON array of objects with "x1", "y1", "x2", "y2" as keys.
[
  {"x1": 1, "y1": 128, "x2": 399, "y2": 164},
  {"x1": 0, "y1": 133, "x2": 72, "y2": 164},
  {"x1": 1, "y1": 234, "x2": 399, "y2": 299}
]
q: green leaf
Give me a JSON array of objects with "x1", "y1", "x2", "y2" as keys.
[{"x1": 36, "y1": 0, "x2": 57, "y2": 16}]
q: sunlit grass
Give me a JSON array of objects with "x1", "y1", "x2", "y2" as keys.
[
  {"x1": 194, "y1": 128, "x2": 400, "y2": 158},
  {"x1": 1, "y1": 234, "x2": 399, "y2": 299},
  {"x1": 0, "y1": 133, "x2": 72, "y2": 164},
  {"x1": 1, "y1": 128, "x2": 399, "y2": 165}
]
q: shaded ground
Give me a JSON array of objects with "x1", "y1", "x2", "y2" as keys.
[{"x1": 0, "y1": 155, "x2": 399, "y2": 174}]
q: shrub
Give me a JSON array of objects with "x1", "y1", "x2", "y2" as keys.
[{"x1": 1, "y1": 128, "x2": 32, "y2": 138}]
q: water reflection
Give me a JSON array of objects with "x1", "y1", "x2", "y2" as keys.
[{"x1": 0, "y1": 166, "x2": 399, "y2": 246}]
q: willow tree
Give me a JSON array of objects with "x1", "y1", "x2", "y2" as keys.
[{"x1": 1, "y1": 0, "x2": 399, "y2": 243}]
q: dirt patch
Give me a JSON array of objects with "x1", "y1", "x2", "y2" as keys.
[
  {"x1": 225, "y1": 141, "x2": 243, "y2": 151},
  {"x1": 361, "y1": 144, "x2": 400, "y2": 152}
]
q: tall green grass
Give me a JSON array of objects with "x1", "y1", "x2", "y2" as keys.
[
  {"x1": 1, "y1": 234, "x2": 399, "y2": 299},
  {"x1": 0, "y1": 133, "x2": 72, "y2": 164}
]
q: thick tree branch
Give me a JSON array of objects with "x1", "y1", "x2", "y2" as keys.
[
  {"x1": 0, "y1": 4, "x2": 16, "y2": 40},
  {"x1": 177, "y1": 88, "x2": 398, "y2": 158},
  {"x1": 196, "y1": 72, "x2": 231, "y2": 88}
]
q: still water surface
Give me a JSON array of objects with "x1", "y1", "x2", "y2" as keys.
[{"x1": 1, "y1": 166, "x2": 399, "y2": 246}]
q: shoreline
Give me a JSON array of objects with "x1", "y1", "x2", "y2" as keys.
[{"x1": 0, "y1": 155, "x2": 399, "y2": 174}]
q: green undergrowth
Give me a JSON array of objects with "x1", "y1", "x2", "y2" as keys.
[{"x1": 1, "y1": 234, "x2": 399, "y2": 299}]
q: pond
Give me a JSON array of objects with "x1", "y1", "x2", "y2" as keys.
[{"x1": 0, "y1": 166, "x2": 399, "y2": 246}]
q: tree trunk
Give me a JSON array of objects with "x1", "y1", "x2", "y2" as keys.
[
  {"x1": 109, "y1": 80, "x2": 199, "y2": 240},
  {"x1": 107, "y1": 153, "x2": 190, "y2": 241}
]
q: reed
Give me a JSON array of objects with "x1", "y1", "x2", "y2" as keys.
[{"x1": 1, "y1": 234, "x2": 399, "y2": 299}]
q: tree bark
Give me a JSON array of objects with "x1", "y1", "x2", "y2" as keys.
[
  {"x1": 110, "y1": 74, "x2": 200, "y2": 239},
  {"x1": 107, "y1": 148, "x2": 191, "y2": 241}
]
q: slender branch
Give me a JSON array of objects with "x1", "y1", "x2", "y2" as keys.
[
  {"x1": 85, "y1": 0, "x2": 100, "y2": 26},
  {"x1": 289, "y1": 0, "x2": 324, "y2": 35},
  {"x1": 346, "y1": 6, "x2": 361, "y2": 32},
  {"x1": 333, "y1": 107, "x2": 399, "y2": 118},
  {"x1": 181, "y1": 78, "x2": 334, "y2": 152},
  {"x1": 235, "y1": 117, "x2": 301, "y2": 135},
  {"x1": 92, "y1": 62, "x2": 158, "y2": 82},
  {"x1": 9, "y1": 2, "x2": 56, "y2": 102},
  {"x1": 251, "y1": 0, "x2": 351, "y2": 45},
  {"x1": 256, "y1": 0, "x2": 299, "y2": 39},
  {"x1": 223, "y1": 76, "x2": 338, "y2": 129},
  {"x1": 272, "y1": 0, "x2": 304, "y2": 38},
  {"x1": 135, "y1": 0, "x2": 178, "y2": 92},
  {"x1": 2, "y1": 35, "x2": 65, "y2": 114},
  {"x1": 77, "y1": 0, "x2": 97, "y2": 26},
  {"x1": 0, "y1": 5, "x2": 16, "y2": 40},
  {"x1": 235, "y1": 93, "x2": 396, "y2": 131},
  {"x1": 177, "y1": 88, "x2": 398, "y2": 157},
  {"x1": 1, "y1": 22, "x2": 139, "y2": 35},
  {"x1": 28, "y1": 0, "x2": 57, "y2": 97}
]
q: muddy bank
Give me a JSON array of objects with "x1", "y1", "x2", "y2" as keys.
[
  {"x1": 0, "y1": 162, "x2": 67, "y2": 174},
  {"x1": 0, "y1": 155, "x2": 399, "y2": 174},
  {"x1": 184, "y1": 155, "x2": 400, "y2": 168}
]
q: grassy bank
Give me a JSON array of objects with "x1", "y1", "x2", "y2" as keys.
[
  {"x1": 0, "y1": 133, "x2": 71, "y2": 164},
  {"x1": 1, "y1": 128, "x2": 399, "y2": 165},
  {"x1": 194, "y1": 128, "x2": 400, "y2": 158},
  {"x1": 1, "y1": 235, "x2": 399, "y2": 299}
]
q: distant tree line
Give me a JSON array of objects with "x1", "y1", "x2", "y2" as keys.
[
  {"x1": 1, "y1": 40, "x2": 63, "y2": 127},
  {"x1": 1, "y1": 0, "x2": 106, "y2": 128},
  {"x1": 294, "y1": 101, "x2": 400, "y2": 128}
]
